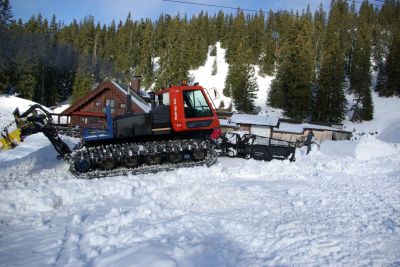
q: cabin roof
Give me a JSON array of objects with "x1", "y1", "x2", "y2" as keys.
[
  {"x1": 229, "y1": 113, "x2": 279, "y2": 127},
  {"x1": 276, "y1": 122, "x2": 351, "y2": 134}
]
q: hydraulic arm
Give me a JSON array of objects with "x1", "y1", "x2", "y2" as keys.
[{"x1": 13, "y1": 104, "x2": 71, "y2": 159}]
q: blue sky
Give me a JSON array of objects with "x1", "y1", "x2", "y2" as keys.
[{"x1": 12, "y1": 0, "x2": 338, "y2": 25}]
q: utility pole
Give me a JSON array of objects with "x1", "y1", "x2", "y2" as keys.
[{"x1": 272, "y1": 31, "x2": 280, "y2": 60}]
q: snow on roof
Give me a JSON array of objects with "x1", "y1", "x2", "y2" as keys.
[
  {"x1": 219, "y1": 119, "x2": 238, "y2": 127},
  {"x1": 111, "y1": 81, "x2": 151, "y2": 113},
  {"x1": 276, "y1": 122, "x2": 304, "y2": 133},
  {"x1": 229, "y1": 113, "x2": 279, "y2": 127},
  {"x1": 276, "y1": 122, "x2": 348, "y2": 134}
]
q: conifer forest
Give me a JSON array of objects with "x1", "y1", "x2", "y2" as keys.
[{"x1": 0, "y1": 0, "x2": 399, "y2": 123}]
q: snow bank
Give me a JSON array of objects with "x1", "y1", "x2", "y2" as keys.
[
  {"x1": 0, "y1": 134, "x2": 54, "y2": 162},
  {"x1": 320, "y1": 135, "x2": 399, "y2": 161},
  {"x1": 320, "y1": 140, "x2": 358, "y2": 158},
  {"x1": 378, "y1": 118, "x2": 400, "y2": 143},
  {"x1": 355, "y1": 135, "x2": 399, "y2": 160}
]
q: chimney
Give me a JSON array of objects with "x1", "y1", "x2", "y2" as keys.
[
  {"x1": 126, "y1": 85, "x2": 132, "y2": 114},
  {"x1": 130, "y1": 75, "x2": 141, "y2": 93}
]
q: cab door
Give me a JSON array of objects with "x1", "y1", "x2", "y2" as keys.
[{"x1": 170, "y1": 86, "x2": 219, "y2": 132}]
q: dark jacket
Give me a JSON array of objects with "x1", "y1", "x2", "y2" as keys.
[{"x1": 305, "y1": 131, "x2": 314, "y2": 145}]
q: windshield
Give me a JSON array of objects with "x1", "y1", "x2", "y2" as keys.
[{"x1": 183, "y1": 90, "x2": 213, "y2": 118}]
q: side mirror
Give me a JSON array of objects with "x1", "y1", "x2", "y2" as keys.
[{"x1": 207, "y1": 87, "x2": 219, "y2": 100}]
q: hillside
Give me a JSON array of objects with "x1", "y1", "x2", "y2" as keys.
[{"x1": 190, "y1": 42, "x2": 281, "y2": 116}]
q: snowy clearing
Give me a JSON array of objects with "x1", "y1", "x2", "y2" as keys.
[{"x1": 0, "y1": 130, "x2": 400, "y2": 266}]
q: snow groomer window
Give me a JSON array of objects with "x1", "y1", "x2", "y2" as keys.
[{"x1": 183, "y1": 90, "x2": 213, "y2": 118}]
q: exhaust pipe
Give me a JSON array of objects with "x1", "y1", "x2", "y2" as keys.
[{"x1": 149, "y1": 92, "x2": 156, "y2": 110}]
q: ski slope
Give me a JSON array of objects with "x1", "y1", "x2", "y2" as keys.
[
  {"x1": 190, "y1": 42, "x2": 280, "y2": 115},
  {"x1": 1, "y1": 93, "x2": 400, "y2": 266}
]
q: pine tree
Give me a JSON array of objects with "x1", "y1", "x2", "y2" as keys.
[
  {"x1": 224, "y1": 42, "x2": 258, "y2": 113},
  {"x1": 72, "y1": 49, "x2": 96, "y2": 102},
  {"x1": 226, "y1": 62, "x2": 258, "y2": 112},
  {"x1": 104, "y1": 19, "x2": 116, "y2": 62},
  {"x1": 313, "y1": 3, "x2": 326, "y2": 73},
  {"x1": 71, "y1": 59, "x2": 95, "y2": 103},
  {"x1": 267, "y1": 16, "x2": 315, "y2": 120},
  {"x1": 375, "y1": 61, "x2": 387, "y2": 95},
  {"x1": 260, "y1": 10, "x2": 277, "y2": 76},
  {"x1": 138, "y1": 19, "x2": 154, "y2": 88},
  {"x1": 0, "y1": 0, "x2": 12, "y2": 27},
  {"x1": 219, "y1": 100, "x2": 225, "y2": 109},
  {"x1": 211, "y1": 57, "x2": 217, "y2": 76},
  {"x1": 155, "y1": 15, "x2": 190, "y2": 89},
  {"x1": 0, "y1": 0, "x2": 13, "y2": 92},
  {"x1": 349, "y1": 2, "x2": 374, "y2": 121},
  {"x1": 384, "y1": 2, "x2": 400, "y2": 96},
  {"x1": 371, "y1": 1, "x2": 400, "y2": 97},
  {"x1": 346, "y1": 1, "x2": 358, "y2": 75},
  {"x1": 186, "y1": 11, "x2": 209, "y2": 68},
  {"x1": 210, "y1": 44, "x2": 217, "y2": 56},
  {"x1": 71, "y1": 73, "x2": 94, "y2": 103},
  {"x1": 313, "y1": 0, "x2": 349, "y2": 123},
  {"x1": 225, "y1": 9, "x2": 248, "y2": 64},
  {"x1": 247, "y1": 11, "x2": 265, "y2": 64}
]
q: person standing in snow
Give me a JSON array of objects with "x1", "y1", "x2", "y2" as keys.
[{"x1": 305, "y1": 129, "x2": 315, "y2": 154}]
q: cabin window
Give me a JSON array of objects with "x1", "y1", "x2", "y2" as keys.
[
  {"x1": 80, "y1": 117, "x2": 88, "y2": 124},
  {"x1": 94, "y1": 100, "x2": 101, "y2": 107},
  {"x1": 120, "y1": 103, "x2": 126, "y2": 109},
  {"x1": 88, "y1": 117, "x2": 98, "y2": 124},
  {"x1": 102, "y1": 108, "x2": 115, "y2": 113},
  {"x1": 105, "y1": 99, "x2": 115, "y2": 107}
]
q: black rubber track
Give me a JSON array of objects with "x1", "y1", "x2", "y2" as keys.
[{"x1": 68, "y1": 139, "x2": 218, "y2": 179}]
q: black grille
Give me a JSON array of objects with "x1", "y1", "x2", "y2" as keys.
[{"x1": 186, "y1": 120, "x2": 213, "y2": 128}]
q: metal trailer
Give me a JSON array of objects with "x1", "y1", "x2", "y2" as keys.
[{"x1": 219, "y1": 132, "x2": 296, "y2": 162}]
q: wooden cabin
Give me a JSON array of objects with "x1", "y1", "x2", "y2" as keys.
[
  {"x1": 272, "y1": 122, "x2": 352, "y2": 143},
  {"x1": 61, "y1": 79, "x2": 151, "y2": 129},
  {"x1": 219, "y1": 119, "x2": 239, "y2": 133}
]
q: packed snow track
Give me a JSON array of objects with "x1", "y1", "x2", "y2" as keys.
[{"x1": 0, "y1": 133, "x2": 399, "y2": 266}]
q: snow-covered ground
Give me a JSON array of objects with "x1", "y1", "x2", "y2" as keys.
[{"x1": 0, "y1": 128, "x2": 399, "y2": 266}]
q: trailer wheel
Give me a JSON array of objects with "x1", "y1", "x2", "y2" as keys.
[
  {"x1": 191, "y1": 149, "x2": 206, "y2": 161},
  {"x1": 264, "y1": 152, "x2": 273, "y2": 161},
  {"x1": 251, "y1": 150, "x2": 272, "y2": 161},
  {"x1": 101, "y1": 157, "x2": 115, "y2": 170},
  {"x1": 169, "y1": 151, "x2": 183, "y2": 164},
  {"x1": 124, "y1": 155, "x2": 139, "y2": 168},
  {"x1": 146, "y1": 154, "x2": 162, "y2": 165}
]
